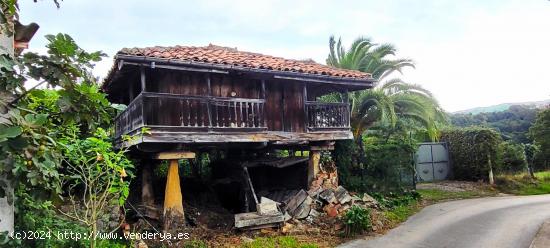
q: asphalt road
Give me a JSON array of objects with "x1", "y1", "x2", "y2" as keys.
[{"x1": 339, "y1": 195, "x2": 550, "y2": 248}]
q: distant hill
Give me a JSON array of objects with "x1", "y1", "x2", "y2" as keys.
[
  {"x1": 454, "y1": 99, "x2": 550, "y2": 114},
  {"x1": 450, "y1": 104, "x2": 544, "y2": 143}
]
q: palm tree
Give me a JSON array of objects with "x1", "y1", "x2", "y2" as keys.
[
  {"x1": 327, "y1": 36, "x2": 415, "y2": 81},
  {"x1": 326, "y1": 36, "x2": 446, "y2": 145}
]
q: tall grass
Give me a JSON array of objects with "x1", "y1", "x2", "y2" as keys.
[{"x1": 495, "y1": 171, "x2": 550, "y2": 195}]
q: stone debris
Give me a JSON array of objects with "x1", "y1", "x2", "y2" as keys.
[
  {"x1": 234, "y1": 170, "x2": 379, "y2": 230},
  {"x1": 257, "y1": 197, "x2": 280, "y2": 216},
  {"x1": 281, "y1": 170, "x2": 380, "y2": 226},
  {"x1": 334, "y1": 186, "x2": 352, "y2": 204}
]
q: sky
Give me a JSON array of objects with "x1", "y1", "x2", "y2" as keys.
[{"x1": 18, "y1": 0, "x2": 550, "y2": 112}]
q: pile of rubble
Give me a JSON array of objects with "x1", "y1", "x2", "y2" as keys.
[
  {"x1": 286, "y1": 170, "x2": 379, "y2": 220},
  {"x1": 234, "y1": 169, "x2": 379, "y2": 230}
]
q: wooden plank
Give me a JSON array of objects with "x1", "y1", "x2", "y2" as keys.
[
  {"x1": 234, "y1": 212, "x2": 284, "y2": 229},
  {"x1": 284, "y1": 190, "x2": 308, "y2": 214},
  {"x1": 243, "y1": 167, "x2": 259, "y2": 205},
  {"x1": 154, "y1": 151, "x2": 196, "y2": 159}
]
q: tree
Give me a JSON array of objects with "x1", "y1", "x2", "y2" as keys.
[
  {"x1": 450, "y1": 105, "x2": 538, "y2": 143},
  {"x1": 529, "y1": 108, "x2": 550, "y2": 168},
  {"x1": 327, "y1": 36, "x2": 446, "y2": 191},
  {"x1": 1, "y1": 2, "x2": 134, "y2": 246},
  {"x1": 326, "y1": 36, "x2": 446, "y2": 145},
  {"x1": 327, "y1": 36, "x2": 414, "y2": 81},
  {"x1": 59, "y1": 127, "x2": 134, "y2": 248}
]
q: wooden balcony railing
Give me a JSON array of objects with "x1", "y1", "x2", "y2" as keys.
[
  {"x1": 115, "y1": 92, "x2": 266, "y2": 137},
  {"x1": 114, "y1": 93, "x2": 351, "y2": 138},
  {"x1": 305, "y1": 101, "x2": 350, "y2": 131}
]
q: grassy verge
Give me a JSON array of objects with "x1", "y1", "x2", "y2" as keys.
[
  {"x1": 383, "y1": 203, "x2": 421, "y2": 225},
  {"x1": 496, "y1": 171, "x2": 550, "y2": 195},
  {"x1": 383, "y1": 187, "x2": 497, "y2": 227},
  {"x1": 416, "y1": 188, "x2": 495, "y2": 202},
  {"x1": 241, "y1": 236, "x2": 318, "y2": 248}
]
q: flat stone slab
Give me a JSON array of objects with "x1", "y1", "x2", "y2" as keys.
[{"x1": 234, "y1": 212, "x2": 285, "y2": 229}]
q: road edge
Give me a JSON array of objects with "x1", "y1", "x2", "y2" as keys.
[{"x1": 530, "y1": 220, "x2": 550, "y2": 248}]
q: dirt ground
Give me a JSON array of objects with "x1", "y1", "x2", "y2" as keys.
[{"x1": 416, "y1": 180, "x2": 490, "y2": 192}]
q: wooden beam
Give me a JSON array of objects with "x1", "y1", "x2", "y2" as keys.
[
  {"x1": 140, "y1": 66, "x2": 146, "y2": 92},
  {"x1": 243, "y1": 167, "x2": 258, "y2": 205},
  {"x1": 273, "y1": 75, "x2": 372, "y2": 87},
  {"x1": 308, "y1": 150, "x2": 321, "y2": 186},
  {"x1": 123, "y1": 61, "x2": 229, "y2": 74},
  {"x1": 154, "y1": 151, "x2": 195, "y2": 160},
  {"x1": 310, "y1": 141, "x2": 335, "y2": 151},
  {"x1": 303, "y1": 83, "x2": 308, "y2": 133},
  {"x1": 206, "y1": 74, "x2": 213, "y2": 127},
  {"x1": 128, "y1": 82, "x2": 134, "y2": 102},
  {"x1": 261, "y1": 80, "x2": 267, "y2": 128},
  {"x1": 163, "y1": 159, "x2": 184, "y2": 217},
  {"x1": 310, "y1": 145, "x2": 334, "y2": 151}
]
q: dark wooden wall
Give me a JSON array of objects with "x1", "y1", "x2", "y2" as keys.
[
  {"x1": 138, "y1": 69, "x2": 305, "y2": 132},
  {"x1": 264, "y1": 81, "x2": 304, "y2": 132}
]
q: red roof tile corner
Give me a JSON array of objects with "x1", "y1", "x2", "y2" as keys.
[{"x1": 114, "y1": 44, "x2": 372, "y2": 80}]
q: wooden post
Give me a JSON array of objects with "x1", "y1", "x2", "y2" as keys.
[
  {"x1": 129, "y1": 82, "x2": 134, "y2": 102},
  {"x1": 261, "y1": 79, "x2": 266, "y2": 128},
  {"x1": 206, "y1": 74, "x2": 213, "y2": 127},
  {"x1": 164, "y1": 160, "x2": 184, "y2": 217},
  {"x1": 141, "y1": 161, "x2": 155, "y2": 207},
  {"x1": 140, "y1": 66, "x2": 146, "y2": 92},
  {"x1": 308, "y1": 150, "x2": 321, "y2": 186},
  {"x1": 303, "y1": 84, "x2": 308, "y2": 132}
]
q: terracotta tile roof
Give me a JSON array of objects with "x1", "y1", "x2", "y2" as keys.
[{"x1": 115, "y1": 44, "x2": 371, "y2": 79}]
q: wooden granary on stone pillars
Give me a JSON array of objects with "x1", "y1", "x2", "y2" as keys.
[{"x1": 102, "y1": 44, "x2": 375, "y2": 230}]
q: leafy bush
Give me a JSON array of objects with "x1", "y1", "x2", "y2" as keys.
[
  {"x1": 342, "y1": 206, "x2": 371, "y2": 237},
  {"x1": 371, "y1": 191, "x2": 421, "y2": 209},
  {"x1": 0, "y1": 189, "x2": 90, "y2": 248},
  {"x1": 335, "y1": 140, "x2": 416, "y2": 193},
  {"x1": 440, "y1": 127, "x2": 501, "y2": 181},
  {"x1": 59, "y1": 127, "x2": 135, "y2": 248},
  {"x1": 529, "y1": 108, "x2": 550, "y2": 169},
  {"x1": 497, "y1": 142, "x2": 527, "y2": 173}
]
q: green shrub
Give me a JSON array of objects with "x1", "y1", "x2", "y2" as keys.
[
  {"x1": 342, "y1": 206, "x2": 371, "y2": 237},
  {"x1": 2, "y1": 189, "x2": 91, "y2": 248},
  {"x1": 371, "y1": 191, "x2": 421, "y2": 209},
  {"x1": 529, "y1": 108, "x2": 550, "y2": 169},
  {"x1": 335, "y1": 139, "x2": 416, "y2": 193},
  {"x1": 497, "y1": 142, "x2": 527, "y2": 173},
  {"x1": 440, "y1": 127, "x2": 501, "y2": 181}
]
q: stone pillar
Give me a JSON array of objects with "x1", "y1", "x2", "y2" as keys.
[
  {"x1": 308, "y1": 151, "x2": 321, "y2": 186},
  {"x1": 155, "y1": 151, "x2": 194, "y2": 230},
  {"x1": 163, "y1": 160, "x2": 184, "y2": 218}
]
